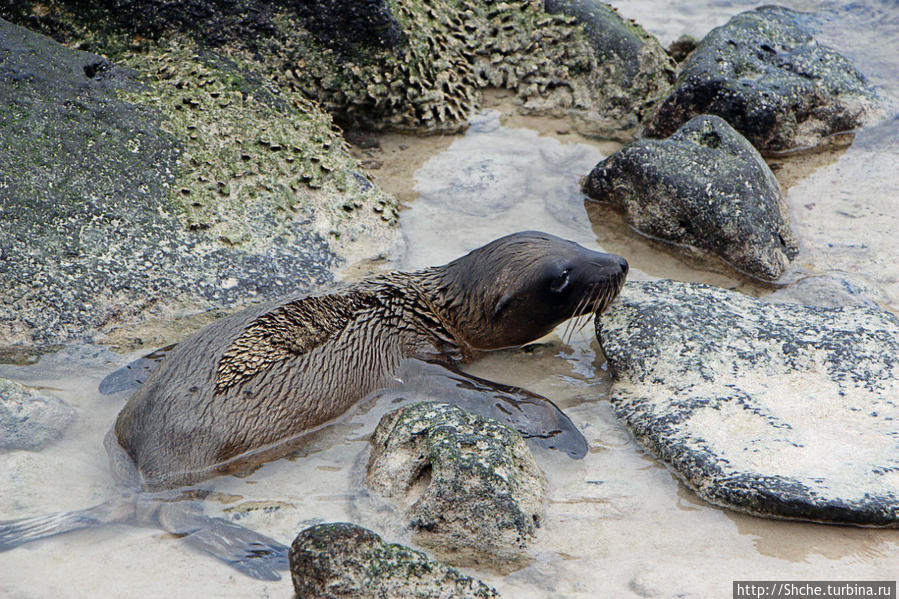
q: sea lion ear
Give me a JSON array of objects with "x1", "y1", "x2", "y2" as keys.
[
  {"x1": 216, "y1": 291, "x2": 368, "y2": 393},
  {"x1": 492, "y1": 293, "x2": 513, "y2": 322}
]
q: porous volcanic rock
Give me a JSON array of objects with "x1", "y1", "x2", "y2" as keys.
[
  {"x1": 583, "y1": 114, "x2": 798, "y2": 280},
  {"x1": 289, "y1": 522, "x2": 499, "y2": 599},
  {"x1": 642, "y1": 5, "x2": 880, "y2": 153},
  {"x1": 2, "y1": 0, "x2": 674, "y2": 138},
  {"x1": 0, "y1": 378, "x2": 75, "y2": 451},
  {"x1": 596, "y1": 279, "x2": 899, "y2": 527},
  {"x1": 0, "y1": 19, "x2": 396, "y2": 345},
  {"x1": 367, "y1": 402, "x2": 546, "y2": 571}
]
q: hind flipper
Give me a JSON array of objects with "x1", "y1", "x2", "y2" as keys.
[
  {"x1": 99, "y1": 343, "x2": 178, "y2": 395},
  {"x1": 155, "y1": 502, "x2": 288, "y2": 581},
  {"x1": 0, "y1": 499, "x2": 134, "y2": 551},
  {"x1": 396, "y1": 359, "x2": 589, "y2": 459}
]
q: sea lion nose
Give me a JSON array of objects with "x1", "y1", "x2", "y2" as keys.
[{"x1": 617, "y1": 256, "x2": 629, "y2": 275}]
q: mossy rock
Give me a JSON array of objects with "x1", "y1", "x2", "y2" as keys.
[
  {"x1": 289, "y1": 522, "x2": 499, "y2": 599},
  {"x1": 0, "y1": 19, "x2": 397, "y2": 345}
]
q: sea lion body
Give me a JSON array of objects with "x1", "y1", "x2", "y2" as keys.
[
  {"x1": 1, "y1": 232, "x2": 628, "y2": 578},
  {"x1": 115, "y1": 231, "x2": 629, "y2": 490}
]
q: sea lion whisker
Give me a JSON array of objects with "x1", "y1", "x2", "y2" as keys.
[{"x1": 564, "y1": 291, "x2": 593, "y2": 344}]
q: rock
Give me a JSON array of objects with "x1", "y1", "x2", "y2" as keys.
[
  {"x1": 667, "y1": 35, "x2": 699, "y2": 63},
  {"x1": 542, "y1": 0, "x2": 676, "y2": 136},
  {"x1": 366, "y1": 402, "x2": 545, "y2": 571},
  {"x1": 0, "y1": 19, "x2": 397, "y2": 345},
  {"x1": 4, "y1": 0, "x2": 674, "y2": 138},
  {"x1": 583, "y1": 114, "x2": 798, "y2": 281},
  {"x1": 596, "y1": 279, "x2": 899, "y2": 527},
  {"x1": 765, "y1": 273, "x2": 889, "y2": 310},
  {"x1": 0, "y1": 378, "x2": 75, "y2": 451},
  {"x1": 642, "y1": 6, "x2": 880, "y2": 153},
  {"x1": 289, "y1": 522, "x2": 499, "y2": 599}
]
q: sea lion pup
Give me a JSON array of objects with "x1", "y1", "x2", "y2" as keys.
[{"x1": 0, "y1": 231, "x2": 628, "y2": 580}]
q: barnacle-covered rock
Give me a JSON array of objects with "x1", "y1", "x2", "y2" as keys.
[
  {"x1": 287, "y1": 0, "x2": 675, "y2": 138},
  {"x1": 0, "y1": 19, "x2": 397, "y2": 345}
]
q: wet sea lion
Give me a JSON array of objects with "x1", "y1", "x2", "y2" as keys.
[{"x1": 0, "y1": 231, "x2": 628, "y2": 579}]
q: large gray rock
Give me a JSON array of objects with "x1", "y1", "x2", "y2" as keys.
[
  {"x1": 289, "y1": 522, "x2": 499, "y2": 599},
  {"x1": 367, "y1": 402, "x2": 546, "y2": 571},
  {"x1": 642, "y1": 6, "x2": 880, "y2": 153},
  {"x1": 0, "y1": 378, "x2": 75, "y2": 451},
  {"x1": 596, "y1": 280, "x2": 899, "y2": 526},
  {"x1": 583, "y1": 114, "x2": 798, "y2": 281},
  {"x1": 0, "y1": 19, "x2": 396, "y2": 345}
]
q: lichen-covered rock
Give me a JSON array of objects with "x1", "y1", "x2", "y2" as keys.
[
  {"x1": 596, "y1": 279, "x2": 899, "y2": 527},
  {"x1": 0, "y1": 19, "x2": 397, "y2": 345},
  {"x1": 289, "y1": 522, "x2": 499, "y2": 599},
  {"x1": 367, "y1": 402, "x2": 546, "y2": 571},
  {"x1": 0, "y1": 378, "x2": 75, "y2": 451},
  {"x1": 642, "y1": 6, "x2": 880, "y2": 153},
  {"x1": 583, "y1": 114, "x2": 798, "y2": 280}
]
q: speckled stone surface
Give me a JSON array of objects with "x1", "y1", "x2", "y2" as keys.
[
  {"x1": 289, "y1": 522, "x2": 499, "y2": 599},
  {"x1": 583, "y1": 114, "x2": 798, "y2": 280},
  {"x1": 367, "y1": 402, "x2": 546, "y2": 571},
  {"x1": 596, "y1": 279, "x2": 899, "y2": 526},
  {"x1": 642, "y1": 5, "x2": 880, "y2": 153},
  {"x1": 0, "y1": 378, "x2": 75, "y2": 451}
]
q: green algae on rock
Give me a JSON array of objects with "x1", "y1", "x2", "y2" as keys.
[
  {"x1": 642, "y1": 5, "x2": 881, "y2": 153},
  {"x1": 583, "y1": 114, "x2": 798, "y2": 281},
  {"x1": 367, "y1": 402, "x2": 546, "y2": 573},
  {"x1": 289, "y1": 522, "x2": 499, "y2": 599},
  {"x1": 0, "y1": 19, "x2": 397, "y2": 346},
  {"x1": 114, "y1": 38, "x2": 399, "y2": 250}
]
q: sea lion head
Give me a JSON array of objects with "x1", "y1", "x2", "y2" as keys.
[{"x1": 435, "y1": 231, "x2": 629, "y2": 351}]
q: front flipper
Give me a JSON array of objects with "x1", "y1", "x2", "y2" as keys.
[
  {"x1": 394, "y1": 359, "x2": 588, "y2": 459},
  {"x1": 99, "y1": 344, "x2": 178, "y2": 395},
  {"x1": 154, "y1": 501, "x2": 288, "y2": 581}
]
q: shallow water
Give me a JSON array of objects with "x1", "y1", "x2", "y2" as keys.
[{"x1": 2, "y1": 1, "x2": 899, "y2": 597}]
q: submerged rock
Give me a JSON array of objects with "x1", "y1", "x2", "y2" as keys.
[
  {"x1": 0, "y1": 19, "x2": 396, "y2": 345},
  {"x1": 367, "y1": 402, "x2": 545, "y2": 571},
  {"x1": 765, "y1": 273, "x2": 889, "y2": 310},
  {"x1": 642, "y1": 6, "x2": 880, "y2": 153},
  {"x1": 583, "y1": 114, "x2": 798, "y2": 280},
  {"x1": 596, "y1": 280, "x2": 899, "y2": 527},
  {"x1": 0, "y1": 378, "x2": 75, "y2": 451},
  {"x1": 289, "y1": 522, "x2": 499, "y2": 599}
]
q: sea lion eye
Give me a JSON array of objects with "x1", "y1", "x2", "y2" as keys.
[{"x1": 550, "y1": 269, "x2": 570, "y2": 294}]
